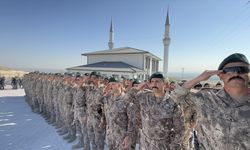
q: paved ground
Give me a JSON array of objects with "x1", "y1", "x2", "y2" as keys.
[{"x1": 0, "y1": 88, "x2": 74, "y2": 150}]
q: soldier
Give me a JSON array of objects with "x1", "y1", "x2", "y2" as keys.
[
  {"x1": 47, "y1": 76, "x2": 55, "y2": 124},
  {"x1": 169, "y1": 81, "x2": 176, "y2": 93},
  {"x1": 86, "y1": 71, "x2": 105, "y2": 150},
  {"x1": 122, "y1": 78, "x2": 142, "y2": 150},
  {"x1": 62, "y1": 77, "x2": 76, "y2": 143},
  {"x1": 50, "y1": 76, "x2": 60, "y2": 126},
  {"x1": 72, "y1": 76, "x2": 90, "y2": 149},
  {"x1": 34, "y1": 75, "x2": 43, "y2": 114},
  {"x1": 18, "y1": 78, "x2": 23, "y2": 88},
  {"x1": 30, "y1": 75, "x2": 39, "y2": 113},
  {"x1": 124, "y1": 72, "x2": 185, "y2": 150},
  {"x1": 11, "y1": 77, "x2": 18, "y2": 89},
  {"x1": 57, "y1": 76, "x2": 69, "y2": 135},
  {"x1": 101, "y1": 77, "x2": 136, "y2": 150},
  {"x1": 172, "y1": 53, "x2": 250, "y2": 149},
  {"x1": 0, "y1": 76, "x2": 5, "y2": 90},
  {"x1": 41, "y1": 75, "x2": 48, "y2": 117}
]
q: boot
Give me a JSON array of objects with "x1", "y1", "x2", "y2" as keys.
[
  {"x1": 63, "y1": 133, "x2": 72, "y2": 140},
  {"x1": 49, "y1": 116, "x2": 56, "y2": 124},
  {"x1": 47, "y1": 120, "x2": 52, "y2": 124},
  {"x1": 47, "y1": 116, "x2": 55, "y2": 124},
  {"x1": 72, "y1": 142, "x2": 83, "y2": 149},
  {"x1": 32, "y1": 108, "x2": 40, "y2": 113},
  {"x1": 57, "y1": 127, "x2": 64, "y2": 133},
  {"x1": 83, "y1": 136, "x2": 90, "y2": 150},
  {"x1": 55, "y1": 123, "x2": 62, "y2": 129},
  {"x1": 58, "y1": 128, "x2": 68, "y2": 136},
  {"x1": 52, "y1": 121, "x2": 58, "y2": 127},
  {"x1": 67, "y1": 134, "x2": 76, "y2": 143},
  {"x1": 44, "y1": 113, "x2": 50, "y2": 120},
  {"x1": 72, "y1": 135, "x2": 83, "y2": 149}
]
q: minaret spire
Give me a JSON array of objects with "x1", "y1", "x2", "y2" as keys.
[
  {"x1": 165, "y1": 8, "x2": 170, "y2": 26},
  {"x1": 108, "y1": 19, "x2": 114, "y2": 49},
  {"x1": 163, "y1": 8, "x2": 171, "y2": 77}
]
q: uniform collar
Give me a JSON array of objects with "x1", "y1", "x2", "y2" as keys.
[{"x1": 217, "y1": 89, "x2": 250, "y2": 107}]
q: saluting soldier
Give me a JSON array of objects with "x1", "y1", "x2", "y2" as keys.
[
  {"x1": 172, "y1": 53, "x2": 250, "y2": 149},
  {"x1": 125, "y1": 72, "x2": 185, "y2": 150}
]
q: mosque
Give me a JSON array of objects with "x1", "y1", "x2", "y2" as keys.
[{"x1": 66, "y1": 11, "x2": 171, "y2": 80}]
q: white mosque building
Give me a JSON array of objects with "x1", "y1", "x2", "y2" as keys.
[{"x1": 67, "y1": 11, "x2": 171, "y2": 80}]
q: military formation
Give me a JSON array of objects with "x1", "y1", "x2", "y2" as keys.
[{"x1": 22, "y1": 53, "x2": 250, "y2": 150}]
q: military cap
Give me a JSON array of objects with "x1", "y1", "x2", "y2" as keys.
[
  {"x1": 108, "y1": 77, "x2": 119, "y2": 83},
  {"x1": 218, "y1": 53, "x2": 249, "y2": 70},
  {"x1": 121, "y1": 76, "x2": 126, "y2": 79},
  {"x1": 132, "y1": 79, "x2": 141, "y2": 85},
  {"x1": 149, "y1": 72, "x2": 165, "y2": 81},
  {"x1": 75, "y1": 72, "x2": 82, "y2": 78},
  {"x1": 63, "y1": 72, "x2": 70, "y2": 76},
  {"x1": 90, "y1": 71, "x2": 101, "y2": 77},
  {"x1": 55, "y1": 73, "x2": 62, "y2": 76}
]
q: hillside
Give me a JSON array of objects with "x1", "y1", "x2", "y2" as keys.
[{"x1": 0, "y1": 66, "x2": 28, "y2": 79}]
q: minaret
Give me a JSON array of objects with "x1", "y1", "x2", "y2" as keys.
[
  {"x1": 163, "y1": 9, "x2": 171, "y2": 77},
  {"x1": 108, "y1": 20, "x2": 114, "y2": 49}
]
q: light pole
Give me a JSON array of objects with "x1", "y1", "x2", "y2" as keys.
[{"x1": 181, "y1": 67, "x2": 184, "y2": 80}]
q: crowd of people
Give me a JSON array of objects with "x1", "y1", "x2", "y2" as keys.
[
  {"x1": 22, "y1": 53, "x2": 250, "y2": 150},
  {"x1": 11, "y1": 77, "x2": 23, "y2": 89},
  {"x1": 0, "y1": 76, "x2": 23, "y2": 90}
]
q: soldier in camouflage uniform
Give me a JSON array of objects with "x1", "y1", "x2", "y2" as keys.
[
  {"x1": 51, "y1": 76, "x2": 60, "y2": 126},
  {"x1": 71, "y1": 77, "x2": 90, "y2": 149},
  {"x1": 100, "y1": 77, "x2": 136, "y2": 150},
  {"x1": 62, "y1": 78, "x2": 76, "y2": 143},
  {"x1": 58, "y1": 78, "x2": 70, "y2": 135},
  {"x1": 126, "y1": 72, "x2": 185, "y2": 150},
  {"x1": 86, "y1": 72, "x2": 105, "y2": 150},
  {"x1": 56, "y1": 76, "x2": 67, "y2": 133},
  {"x1": 45, "y1": 76, "x2": 52, "y2": 118},
  {"x1": 172, "y1": 53, "x2": 250, "y2": 149},
  {"x1": 122, "y1": 79, "x2": 143, "y2": 149},
  {"x1": 36, "y1": 75, "x2": 44, "y2": 117}
]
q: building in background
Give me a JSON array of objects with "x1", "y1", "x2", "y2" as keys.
[{"x1": 67, "y1": 11, "x2": 170, "y2": 80}]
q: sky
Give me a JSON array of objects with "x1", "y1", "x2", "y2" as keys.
[{"x1": 0, "y1": 0, "x2": 250, "y2": 73}]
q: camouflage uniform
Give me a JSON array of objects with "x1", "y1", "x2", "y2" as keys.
[
  {"x1": 172, "y1": 86, "x2": 250, "y2": 150},
  {"x1": 135, "y1": 90, "x2": 185, "y2": 150},
  {"x1": 57, "y1": 79, "x2": 65, "y2": 129},
  {"x1": 102, "y1": 92, "x2": 136, "y2": 150},
  {"x1": 23, "y1": 76, "x2": 33, "y2": 109},
  {"x1": 41, "y1": 78, "x2": 48, "y2": 116},
  {"x1": 86, "y1": 85, "x2": 105, "y2": 150},
  {"x1": 62, "y1": 84, "x2": 76, "y2": 142},
  {"x1": 124, "y1": 88, "x2": 141, "y2": 149},
  {"x1": 72, "y1": 85, "x2": 90, "y2": 149},
  {"x1": 38, "y1": 78, "x2": 45, "y2": 114},
  {"x1": 46, "y1": 79, "x2": 53, "y2": 122},
  {"x1": 51, "y1": 79, "x2": 59, "y2": 125}
]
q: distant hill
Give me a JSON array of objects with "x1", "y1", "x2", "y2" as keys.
[
  {"x1": 0, "y1": 66, "x2": 28, "y2": 79},
  {"x1": 0, "y1": 66, "x2": 12, "y2": 71}
]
